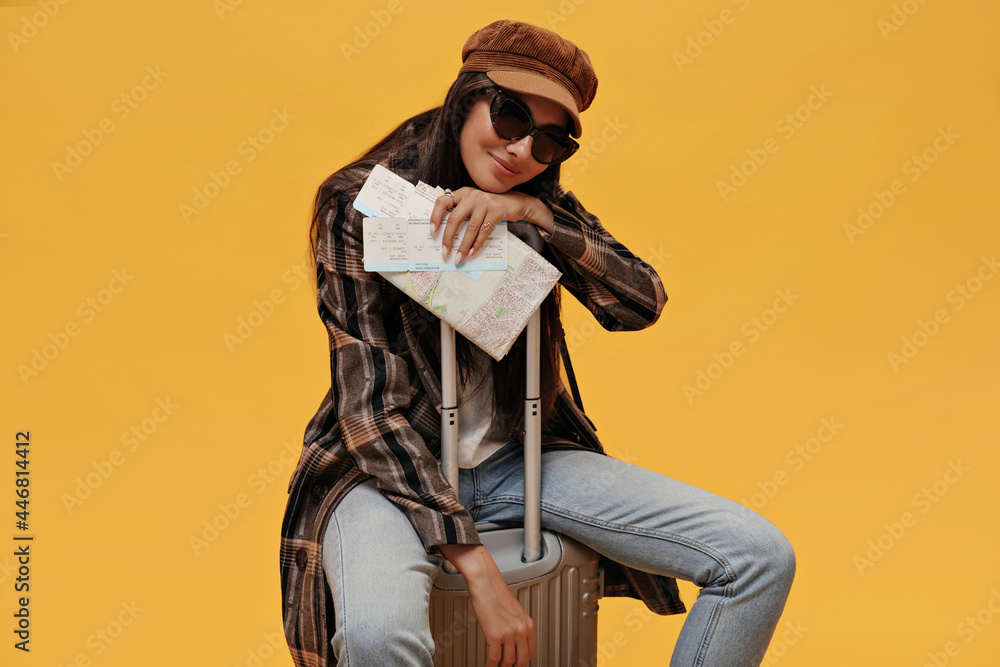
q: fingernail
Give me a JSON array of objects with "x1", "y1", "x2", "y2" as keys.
[
  {"x1": 455, "y1": 251, "x2": 464, "y2": 264},
  {"x1": 441, "y1": 246, "x2": 449, "y2": 260}
]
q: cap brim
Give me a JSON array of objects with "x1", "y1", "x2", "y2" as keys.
[{"x1": 487, "y1": 70, "x2": 583, "y2": 138}]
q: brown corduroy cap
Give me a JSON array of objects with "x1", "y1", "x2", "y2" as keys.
[{"x1": 459, "y1": 20, "x2": 598, "y2": 138}]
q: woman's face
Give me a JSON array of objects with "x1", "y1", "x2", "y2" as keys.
[{"x1": 459, "y1": 90, "x2": 570, "y2": 194}]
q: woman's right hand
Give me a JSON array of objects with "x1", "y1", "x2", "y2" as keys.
[
  {"x1": 438, "y1": 543, "x2": 536, "y2": 666},
  {"x1": 430, "y1": 187, "x2": 554, "y2": 264}
]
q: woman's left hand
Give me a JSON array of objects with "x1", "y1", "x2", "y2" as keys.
[{"x1": 430, "y1": 188, "x2": 553, "y2": 264}]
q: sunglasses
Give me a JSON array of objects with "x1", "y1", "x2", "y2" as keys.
[{"x1": 485, "y1": 87, "x2": 579, "y2": 165}]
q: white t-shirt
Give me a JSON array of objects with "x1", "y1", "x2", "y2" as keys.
[{"x1": 456, "y1": 366, "x2": 509, "y2": 469}]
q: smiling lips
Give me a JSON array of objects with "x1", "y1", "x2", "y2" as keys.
[{"x1": 490, "y1": 153, "x2": 519, "y2": 178}]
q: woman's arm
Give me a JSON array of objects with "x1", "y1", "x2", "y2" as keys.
[
  {"x1": 438, "y1": 544, "x2": 536, "y2": 667},
  {"x1": 538, "y1": 187, "x2": 667, "y2": 331},
  {"x1": 432, "y1": 187, "x2": 666, "y2": 332}
]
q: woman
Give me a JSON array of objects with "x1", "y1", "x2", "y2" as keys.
[{"x1": 280, "y1": 19, "x2": 795, "y2": 667}]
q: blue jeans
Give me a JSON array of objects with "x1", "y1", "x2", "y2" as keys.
[{"x1": 322, "y1": 442, "x2": 795, "y2": 666}]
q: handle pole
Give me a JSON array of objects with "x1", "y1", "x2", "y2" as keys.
[
  {"x1": 523, "y1": 306, "x2": 542, "y2": 563},
  {"x1": 515, "y1": 222, "x2": 546, "y2": 564},
  {"x1": 440, "y1": 320, "x2": 459, "y2": 491},
  {"x1": 440, "y1": 321, "x2": 459, "y2": 574},
  {"x1": 442, "y1": 222, "x2": 546, "y2": 565}
]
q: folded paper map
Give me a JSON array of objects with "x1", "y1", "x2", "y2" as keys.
[{"x1": 353, "y1": 164, "x2": 562, "y2": 360}]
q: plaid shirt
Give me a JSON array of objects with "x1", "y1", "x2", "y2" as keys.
[{"x1": 280, "y1": 154, "x2": 685, "y2": 667}]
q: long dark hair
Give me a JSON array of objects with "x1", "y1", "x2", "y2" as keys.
[{"x1": 309, "y1": 72, "x2": 565, "y2": 436}]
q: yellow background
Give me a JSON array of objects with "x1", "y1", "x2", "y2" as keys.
[{"x1": 3, "y1": 0, "x2": 999, "y2": 665}]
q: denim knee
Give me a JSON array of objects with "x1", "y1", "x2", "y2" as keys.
[
  {"x1": 741, "y1": 512, "x2": 796, "y2": 591},
  {"x1": 771, "y1": 527, "x2": 796, "y2": 585},
  {"x1": 693, "y1": 505, "x2": 795, "y2": 593}
]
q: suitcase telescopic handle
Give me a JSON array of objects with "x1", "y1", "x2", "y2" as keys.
[
  {"x1": 440, "y1": 223, "x2": 545, "y2": 565},
  {"x1": 519, "y1": 223, "x2": 544, "y2": 564}
]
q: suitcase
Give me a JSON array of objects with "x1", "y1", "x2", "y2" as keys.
[{"x1": 430, "y1": 225, "x2": 603, "y2": 666}]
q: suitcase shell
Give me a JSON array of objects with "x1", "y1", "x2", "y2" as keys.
[
  {"x1": 430, "y1": 224, "x2": 602, "y2": 666},
  {"x1": 430, "y1": 526, "x2": 602, "y2": 666}
]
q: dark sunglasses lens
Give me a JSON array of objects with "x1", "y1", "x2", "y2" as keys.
[
  {"x1": 493, "y1": 99, "x2": 532, "y2": 139},
  {"x1": 532, "y1": 132, "x2": 573, "y2": 164}
]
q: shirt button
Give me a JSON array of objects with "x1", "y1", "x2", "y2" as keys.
[
  {"x1": 312, "y1": 483, "x2": 328, "y2": 499},
  {"x1": 295, "y1": 548, "x2": 309, "y2": 568}
]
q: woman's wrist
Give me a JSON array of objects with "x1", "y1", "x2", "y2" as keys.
[
  {"x1": 438, "y1": 543, "x2": 490, "y2": 581},
  {"x1": 517, "y1": 193, "x2": 554, "y2": 236}
]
